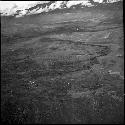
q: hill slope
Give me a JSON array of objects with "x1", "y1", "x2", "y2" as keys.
[{"x1": 1, "y1": 1, "x2": 124, "y2": 124}]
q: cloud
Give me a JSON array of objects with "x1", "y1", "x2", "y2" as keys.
[{"x1": 0, "y1": 0, "x2": 122, "y2": 17}]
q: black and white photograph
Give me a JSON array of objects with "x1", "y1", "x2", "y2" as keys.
[{"x1": 1, "y1": 0, "x2": 124, "y2": 124}]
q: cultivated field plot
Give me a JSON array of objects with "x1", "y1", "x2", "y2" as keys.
[{"x1": 1, "y1": 2, "x2": 124, "y2": 124}]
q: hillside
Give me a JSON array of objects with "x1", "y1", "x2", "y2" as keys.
[{"x1": 1, "y1": 1, "x2": 124, "y2": 124}]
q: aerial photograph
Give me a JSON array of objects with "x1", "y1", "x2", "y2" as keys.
[{"x1": 1, "y1": 0, "x2": 124, "y2": 124}]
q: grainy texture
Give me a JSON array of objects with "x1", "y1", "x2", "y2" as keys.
[{"x1": 1, "y1": 1, "x2": 124, "y2": 124}]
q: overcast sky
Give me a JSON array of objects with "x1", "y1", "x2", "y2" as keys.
[
  {"x1": 0, "y1": 1, "x2": 49, "y2": 10},
  {"x1": 0, "y1": 0, "x2": 122, "y2": 16}
]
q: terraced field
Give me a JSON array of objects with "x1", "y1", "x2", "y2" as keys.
[{"x1": 1, "y1": 2, "x2": 124, "y2": 124}]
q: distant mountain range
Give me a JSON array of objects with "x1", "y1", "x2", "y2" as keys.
[{"x1": 0, "y1": 0, "x2": 122, "y2": 17}]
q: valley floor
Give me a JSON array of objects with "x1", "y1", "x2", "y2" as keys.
[{"x1": 1, "y1": 3, "x2": 124, "y2": 124}]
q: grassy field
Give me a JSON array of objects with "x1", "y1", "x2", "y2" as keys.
[{"x1": 1, "y1": 2, "x2": 124, "y2": 124}]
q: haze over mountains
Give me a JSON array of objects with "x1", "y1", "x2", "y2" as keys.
[{"x1": 0, "y1": 0, "x2": 122, "y2": 17}]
